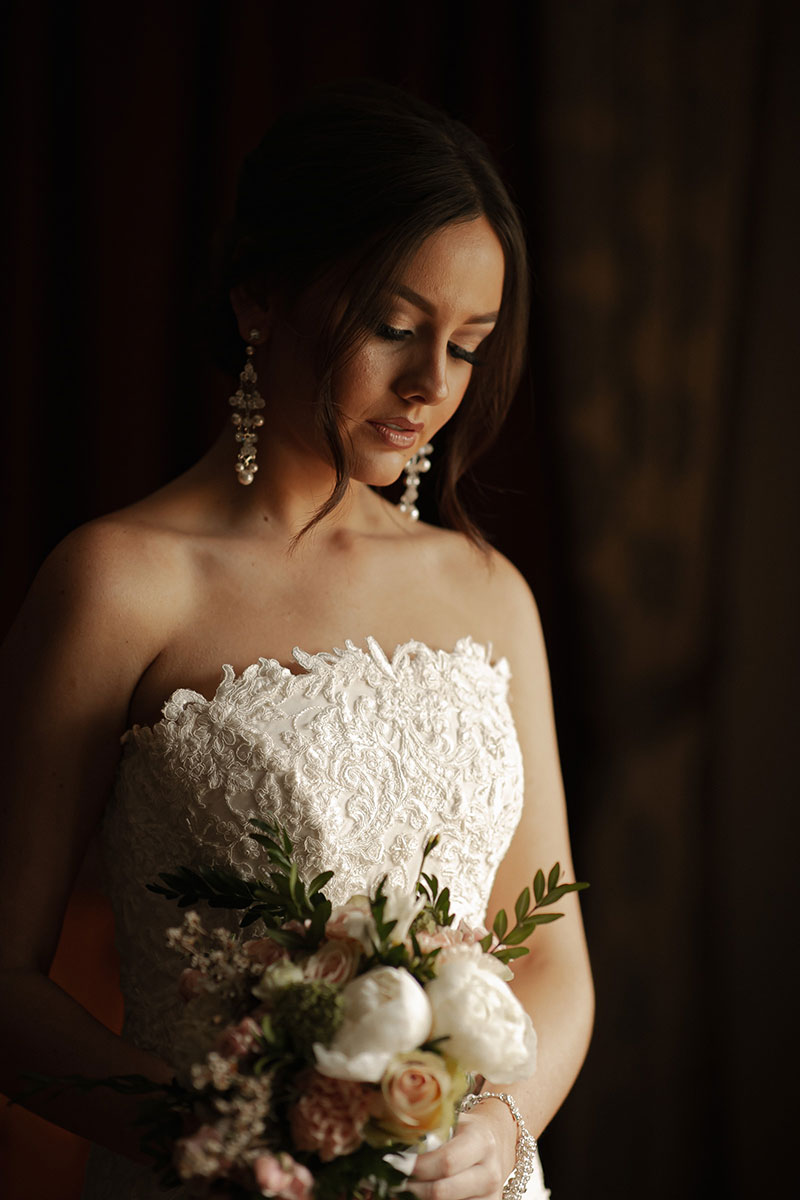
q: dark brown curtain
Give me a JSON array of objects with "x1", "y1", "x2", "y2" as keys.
[{"x1": 2, "y1": 2, "x2": 797, "y2": 1197}]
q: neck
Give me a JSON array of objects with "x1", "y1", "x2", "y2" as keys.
[{"x1": 194, "y1": 424, "x2": 383, "y2": 543}]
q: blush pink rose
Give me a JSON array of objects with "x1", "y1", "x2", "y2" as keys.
[
  {"x1": 290, "y1": 1069, "x2": 371, "y2": 1161},
  {"x1": 282, "y1": 918, "x2": 311, "y2": 937},
  {"x1": 254, "y1": 1152, "x2": 314, "y2": 1200},
  {"x1": 375, "y1": 1051, "x2": 456, "y2": 1140},
  {"x1": 304, "y1": 938, "x2": 362, "y2": 985},
  {"x1": 213, "y1": 1015, "x2": 262, "y2": 1059},
  {"x1": 325, "y1": 896, "x2": 375, "y2": 951},
  {"x1": 244, "y1": 936, "x2": 288, "y2": 968}
]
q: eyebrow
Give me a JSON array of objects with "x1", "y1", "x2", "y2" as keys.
[{"x1": 394, "y1": 285, "x2": 499, "y2": 326}]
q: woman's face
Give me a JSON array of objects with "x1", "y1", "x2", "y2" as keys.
[
  {"x1": 336, "y1": 215, "x2": 506, "y2": 488},
  {"x1": 240, "y1": 215, "x2": 505, "y2": 493}
]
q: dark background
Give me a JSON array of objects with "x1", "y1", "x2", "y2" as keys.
[{"x1": 2, "y1": 1, "x2": 798, "y2": 1197}]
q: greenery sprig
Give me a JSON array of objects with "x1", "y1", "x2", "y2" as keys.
[
  {"x1": 413, "y1": 833, "x2": 456, "y2": 928},
  {"x1": 146, "y1": 818, "x2": 333, "y2": 949},
  {"x1": 147, "y1": 821, "x2": 588, "y2": 967},
  {"x1": 481, "y1": 863, "x2": 590, "y2": 964}
]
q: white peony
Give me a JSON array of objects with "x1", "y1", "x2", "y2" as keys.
[
  {"x1": 425, "y1": 947, "x2": 538, "y2": 1083},
  {"x1": 313, "y1": 966, "x2": 432, "y2": 1082}
]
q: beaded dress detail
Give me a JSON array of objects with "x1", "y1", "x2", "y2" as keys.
[{"x1": 82, "y1": 636, "x2": 548, "y2": 1199}]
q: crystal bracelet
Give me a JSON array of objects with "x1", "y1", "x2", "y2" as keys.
[{"x1": 458, "y1": 1091, "x2": 537, "y2": 1200}]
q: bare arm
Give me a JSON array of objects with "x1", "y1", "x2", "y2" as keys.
[
  {"x1": 412, "y1": 555, "x2": 593, "y2": 1197},
  {"x1": 481, "y1": 558, "x2": 594, "y2": 1139},
  {"x1": 0, "y1": 522, "x2": 177, "y2": 1160}
]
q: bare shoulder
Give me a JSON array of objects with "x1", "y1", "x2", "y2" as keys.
[
  {"x1": 481, "y1": 546, "x2": 541, "y2": 637},
  {"x1": 24, "y1": 513, "x2": 188, "y2": 633},
  {"x1": 0, "y1": 512, "x2": 202, "y2": 976},
  {"x1": 3, "y1": 510, "x2": 195, "y2": 698},
  {"x1": 421, "y1": 528, "x2": 542, "y2": 652},
  {"x1": 480, "y1": 549, "x2": 552, "y2": 704}
]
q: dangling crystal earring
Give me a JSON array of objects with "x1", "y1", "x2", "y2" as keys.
[
  {"x1": 398, "y1": 442, "x2": 433, "y2": 520},
  {"x1": 228, "y1": 328, "x2": 265, "y2": 485}
]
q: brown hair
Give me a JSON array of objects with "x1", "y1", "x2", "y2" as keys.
[{"x1": 207, "y1": 81, "x2": 529, "y2": 547}]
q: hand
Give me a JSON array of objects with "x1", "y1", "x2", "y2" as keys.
[{"x1": 408, "y1": 1106, "x2": 516, "y2": 1200}]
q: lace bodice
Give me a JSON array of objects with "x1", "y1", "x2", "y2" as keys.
[{"x1": 83, "y1": 636, "x2": 530, "y2": 1199}]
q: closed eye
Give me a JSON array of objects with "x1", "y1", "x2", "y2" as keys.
[
  {"x1": 376, "y1": 323, "x2": 412, "y2": 342},
  {"x1": 448, "y1": 342, "x2": 483, "y2": 367},
  {"x1": 376, "y1": 324, "x2": 485, "y2": 367}
]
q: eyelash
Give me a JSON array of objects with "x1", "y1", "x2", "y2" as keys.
[{"x1": 376, "y1": 323, "x2": 484, "y2": 367}]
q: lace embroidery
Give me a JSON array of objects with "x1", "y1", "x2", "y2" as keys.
[{"x1": 83, "y1": 636, "x2": 526, "y2": 1199}]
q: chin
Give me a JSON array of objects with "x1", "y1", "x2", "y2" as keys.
[
  {"x1": 352, "y1": 454, "x2": 409, "y2": 490},
  {"x1": 358, "y1": 470, "x2": 407, "y2": 491}
]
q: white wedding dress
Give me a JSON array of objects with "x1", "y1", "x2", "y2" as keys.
[{"x1": 82, "y1": 636, "x2": 550, "y2": 1198}]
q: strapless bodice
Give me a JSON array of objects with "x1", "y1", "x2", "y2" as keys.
[{"x1": 102, "y1": 636, "x2": 524, "y2": 1058}]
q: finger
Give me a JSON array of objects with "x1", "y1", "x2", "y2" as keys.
[
  {"x1": 410, "y1": 1130, "x2": 482, "y2": 1181},
  {"x1": 411, "y1": 1113, "x2": 493, "y2": 1180},
  {"x1": 407, "y1": 1164, "x2": 494, "y2": 1200}
]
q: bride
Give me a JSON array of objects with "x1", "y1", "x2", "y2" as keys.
[{"x1": 0, "y1": 83, "x2": 593, "y2": 1199}]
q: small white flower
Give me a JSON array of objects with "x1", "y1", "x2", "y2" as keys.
[
  {"x1": 251, "y1": 958, "x2": 305, "y2": 999},
  {"x1": 313, "y1": 966, "x2": 432, "y2": 1083},
  {"x1": 382, "y1": 885, "x2": 427, "y2": 946}
]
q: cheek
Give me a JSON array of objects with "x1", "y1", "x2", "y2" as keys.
[
  {"x1": 453, "y1": 374, "x2": 474, "y2": 410},
  {"x1": 334, "y1": 345, "x2": 387, "y2": 414}
]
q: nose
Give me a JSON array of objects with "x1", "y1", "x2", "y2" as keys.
[{"x1": 396, "y1": 339, "x2": 450, "y2": 406}]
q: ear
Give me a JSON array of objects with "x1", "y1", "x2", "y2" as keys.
[{"x1": 229, "y1": 284, "x2": 273, "y2": 344}]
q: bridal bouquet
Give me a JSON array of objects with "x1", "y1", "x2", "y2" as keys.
[{"x1": 29, "y1": 823, "x2": 587, "y2": 1200}]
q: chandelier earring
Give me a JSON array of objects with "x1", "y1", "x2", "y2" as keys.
[
  {"x1": 398, "y1": 442, "x2": 433, "y2": 520},
  {"x1": 228, "y1": 328, "x2": 265, "y2": 485}
]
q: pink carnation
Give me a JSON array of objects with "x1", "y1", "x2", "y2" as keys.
[
  {"x1": 416, "y1": 918, "x2": 488, "y2": 954},
  {"x1": 290, "y1": 1069, "x2": 371, "y2": 1161},
  {"x1": 213, "y1": 1015, "x2": 261, "y2": 1059},
  {"x1": 254, "y1": 1152, "x2": 314, "y2": 1200}
]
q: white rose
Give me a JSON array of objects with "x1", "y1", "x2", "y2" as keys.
[
  {"x1": 313, "y1": 966, "x2": 432, "y2": 1082},
  {"x1": 425, "y1": 950, "x2": 537, "y2": 1082}
]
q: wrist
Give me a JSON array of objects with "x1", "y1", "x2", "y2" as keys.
[
  {"x1": 477, "y1": 1096, "x2": 518, "y2": 1178},
  {"x1": 459, "y1": 1090, "x2": 538, "y2": 1200}
]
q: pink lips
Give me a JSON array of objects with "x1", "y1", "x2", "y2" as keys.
[
  {"x1": 370, "y1": 417, "x2": 424, "y2": 432},
  {"x1": 368, "y1": 419, "x2": 422, "y2": 449}
]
